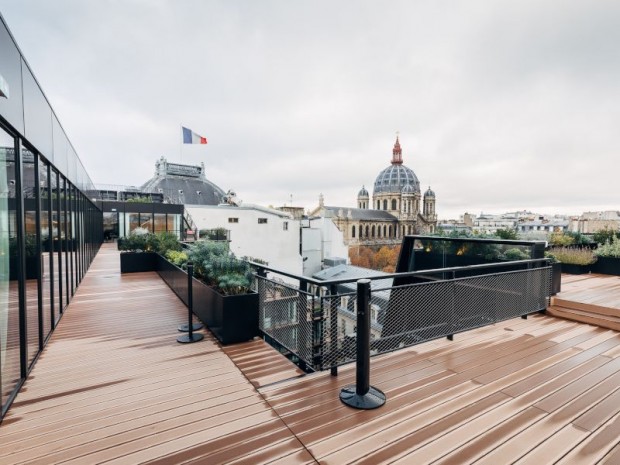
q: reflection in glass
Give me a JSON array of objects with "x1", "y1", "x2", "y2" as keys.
[
  {"x1": 23, "y1": 147, "x2": 40, "y2": 367},
  {"x1": 39, "y1": 158, "x2": 52, "y2": 340},
  {"x1": 0, "y1": 128, "x2": 20, "y2": 410}
]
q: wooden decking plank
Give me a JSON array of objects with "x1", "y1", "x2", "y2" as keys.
[
  {"x1": 512, "y1": 424, "x2": 589, "y2": 464},
  {"x1": 474, "y1": 370, "x2": 620, "y2": 464},
  {"x1": 318, "y1": 391, "x2": 511, "y2": 464}
]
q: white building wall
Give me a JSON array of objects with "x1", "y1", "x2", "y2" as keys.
[{"x1": 186, "y1": 204, "x2": 303, "y2": 276}]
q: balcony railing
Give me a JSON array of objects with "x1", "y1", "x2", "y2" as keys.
[{"x1": 251, "y1": 259, "x2": 552, "y2": 373}]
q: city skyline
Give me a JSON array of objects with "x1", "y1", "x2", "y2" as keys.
[{"x1": 1, "y1": 0, "x2": 618, "y2": 219}]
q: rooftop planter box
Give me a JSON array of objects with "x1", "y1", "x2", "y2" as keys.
[
  {"x1": 193, "y1": 283, "x2": 259, "y2": 345},
  {"x1": 591, "y1": 257, "x2": 620, "y2": 276},
  {"x1": 156, "y1": 254, "x2": 259, "y2": 345},
  {"x1": 120, "y1": 251, "x2": 157, "y2": 273},
  {"x1": 560, "y1": 263, "x2": 591, "y2": 275}
]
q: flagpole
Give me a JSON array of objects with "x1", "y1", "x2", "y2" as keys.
[{"x1": 179, "y1": 125, "x2": 183, "y2": 163}]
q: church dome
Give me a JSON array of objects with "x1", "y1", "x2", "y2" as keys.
[
  {"x1": 424, "y1": 186, "x2": 436, "y2": 198},
  {"x1": 358, "y1": 186, "x2": 369, "y2": 198},
  {"x1": 373, "y1": 136, "x2": 420, "y2": 195},
  {"x1": 401, "y1": 183, "x2": 415, "y2": 194}
]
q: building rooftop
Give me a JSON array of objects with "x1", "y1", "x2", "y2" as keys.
[{"x1": 1, "y1": 245, "x2": 619, "y2": 464}]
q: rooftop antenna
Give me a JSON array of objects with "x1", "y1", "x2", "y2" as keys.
[{"x1": 290, "y1": 194, "x2": 293, "y2": 206}]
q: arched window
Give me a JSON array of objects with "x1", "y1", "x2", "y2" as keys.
[
  {"x1": 371, "y1": 225, "x2": 375, "y2": 238},
  {"x1": 391, "y1": 199, "x2": 397, "y2": 210},
  {"x1": 408, "y1": 225, "x2": 412, "y2": 234},
  {"x1": 365, "y1": 225, "x2": 369, "y2": 237},
  {"x1": 383, "y1": 225, "x2": 387, "y2": 237},
  {"x1": 352, "y1": 225, "x2": 356, "y2": 238},
  {"x1": 383, "y1": 199, "x2": 388, "y2": 210},
  {"x1": 388, "y1": 225, "x2": 392, "y2": 237}
]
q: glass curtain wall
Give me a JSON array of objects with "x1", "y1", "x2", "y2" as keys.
[{"x1": 0, "y1": 131, "x2": 102, "y2": 420}]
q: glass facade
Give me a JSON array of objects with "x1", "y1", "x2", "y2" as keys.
[{"x1": 0, "y1": 13, "x2": 103, "y2": 421}]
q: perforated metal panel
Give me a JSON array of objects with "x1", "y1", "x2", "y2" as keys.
[{"x1": 256, "y1": 266, "x2": 551, "y2": 372}]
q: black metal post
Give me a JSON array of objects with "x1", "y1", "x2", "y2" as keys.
[
  {"x1": 177, "y1": 262, "x2": 204, "y2": 343},
  {"x1": 340, "y1": 279, "x2": 386, "y2": 409}
]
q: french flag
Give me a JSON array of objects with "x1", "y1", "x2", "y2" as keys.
[{"x1": 182, "y1": 126, "x2": 207, "y2": 144}]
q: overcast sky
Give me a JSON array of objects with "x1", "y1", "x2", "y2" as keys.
[{"x1": 1, "y1": 0, "x2": 618, "y2": 219}]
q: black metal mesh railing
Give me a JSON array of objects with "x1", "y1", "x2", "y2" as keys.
[{"x1": 253, "y1": 262, "x2": 551, "y2": 372}]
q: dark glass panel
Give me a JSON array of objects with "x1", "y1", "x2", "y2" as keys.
[{"x1": 0, "y1": 128, "x2": 20, "y2": 411}]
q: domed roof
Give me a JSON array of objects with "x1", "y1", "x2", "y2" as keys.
[
  {"x1": 424, "y1": 186, "x2": 436, "y2": 198},
  {"x1": 401, "y1": 183, "x2": 415, "y2": 194},
  {"x1": 373, "y1": 137, "x2": 420, "y2": 195},
  {"x1": 141, "y1": 157, "x2": 226, "y2": 205},
  {"x1": 358, "y1": 186, "x2": 369, "y2": 198}
]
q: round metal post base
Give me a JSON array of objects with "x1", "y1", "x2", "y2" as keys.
[
  {"x1": 339, "y1": 385, "x2": 386, "y2": 409},
  {"x1": 177, "y1": 333, "x2": 204, "y2": 344},
  {"x1": 177, "y1": 322, "x2": 204, "y2": 332}
]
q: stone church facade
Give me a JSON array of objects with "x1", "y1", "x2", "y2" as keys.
[{"x1": 311, "y1": 136, "x2": 437, "y2": 245}]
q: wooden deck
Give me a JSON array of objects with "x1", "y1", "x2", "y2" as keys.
[
  {"x1": 0, "y1": 244, "x2": 313, "y2": 464},
  {"x1": 1, "y1": 245, "x2": 619, "y2": 464},
  {"x1": 550, "y1": 273, "x2": 620, "y2": 331}
]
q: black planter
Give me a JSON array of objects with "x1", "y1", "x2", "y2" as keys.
[
  {"x1": 120, "y1": 252, "x2": 157, "y2": 273},
  {"x1": 551, "y1": 262, "x2": 561, "y2": 295},
  {"x1": 155, "y1": 254, "x2": 259, "y2": 345},
  {"x1": 591, "y1": 257, "x2": 620, "y2": 276},
  {"x1": 156, "y1": 254, "x2": 188, "y2": 304},
  {"x1": 193, "y1": 282, "x2": 259, "y2": 345},
  {"x1": 560, "y1": 263, "x2": 591, "y2": 275}
]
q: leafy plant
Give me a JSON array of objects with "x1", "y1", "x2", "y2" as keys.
[
  {"x1": 166, "y1": 250, "x2": 189, "y2": 267},
  {"x1": 154, "y1": 232, "x2": 181, "y2": 254},
  {"x1": 548, "y1": 232, "x2": 574, "y2": 247},
  {"x1": 119, "y1": 230, "x2": 181, "y2": 254},
  {"x1": 593, "y1": 227, "x2": 620, "y2": 245},
  {"x1": 548, "y1": 247, "x2": 597, "y2": 265},
  {"x1": 595, "y1": 235, "x2": 620, "y2": 258},
  {"x1": 205, "y1": 256, "x2": 253, "y2": 295},
  {"x1": 495, "y1": 229, "x2": 518, "y2": 240},
  {"x1": 564, "y1": 231, "x2": 593, "y2": 246},
  {"x1": 186, "y1": 241, "x2": 229, "y2": 280},
  {"x1": 503, "y1": 248, "x2": 530, "y2": 260}
]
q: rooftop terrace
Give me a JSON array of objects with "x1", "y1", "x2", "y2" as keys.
[{"x1": 0, "y1": 244, "x2": 619, "y2": 464}]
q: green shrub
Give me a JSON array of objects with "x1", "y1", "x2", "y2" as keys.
[
  {"x1": 548, "y1": 232, "x2": 574, "y2": 247},
  {"x1": 154, "y1": 232, "x2": 181, "y2": 254},
  {"x1": 595, "y1": 235, "x2": 620, "y2": 258},
  {"x1": 186, "y1": 241, "x2": 229, "y2": 280},
  {"x1": 166, "y1": 250, "x2": 189, "y2": 267},
  {"x1": 564, "y1": 231, "x2": 593, "y2": 246},
  {"x1": 205, "y1": 256, "x2": 253, "y2": 295},
  {"x1": 593, "y1": 227, "x2": 620, "y2": 245},
  {"x1": 495, "y1": 229, "x2": 518, "y2": 240},
  {"x1": 503, "y1": 248, "x2": 530, "y2": 260},
  {"x1": 548, "y1": 247, "x2": 597, "y2": 265}
]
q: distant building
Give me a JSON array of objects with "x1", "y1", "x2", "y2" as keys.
[
  {"x1": 569, "y1": 211, "x2": 620, "y2": 234},
  {"x1": 310, "y1": 136, "x2": 438, "y2": 245},
  {"x1": 187, "y1": 204, "x2": 303, "y2": 276}
]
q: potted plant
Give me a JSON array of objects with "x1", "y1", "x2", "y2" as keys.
[
  {"x1": 119, "y1": 229, "x2": 181, "y2": 273},
  {"x1": 548, "y1": 247, "x2": 597, "y2": 275},
  {"x1": 187, "y1": 241, "x2": 259, "y2": 344},
  {"x1": 593, "y1": 235, "x2": 620, "y2": 276}
]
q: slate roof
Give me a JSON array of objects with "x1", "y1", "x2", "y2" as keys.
[{"x1": 323, "y1": 206, "x2": 398, "y2": 222}]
